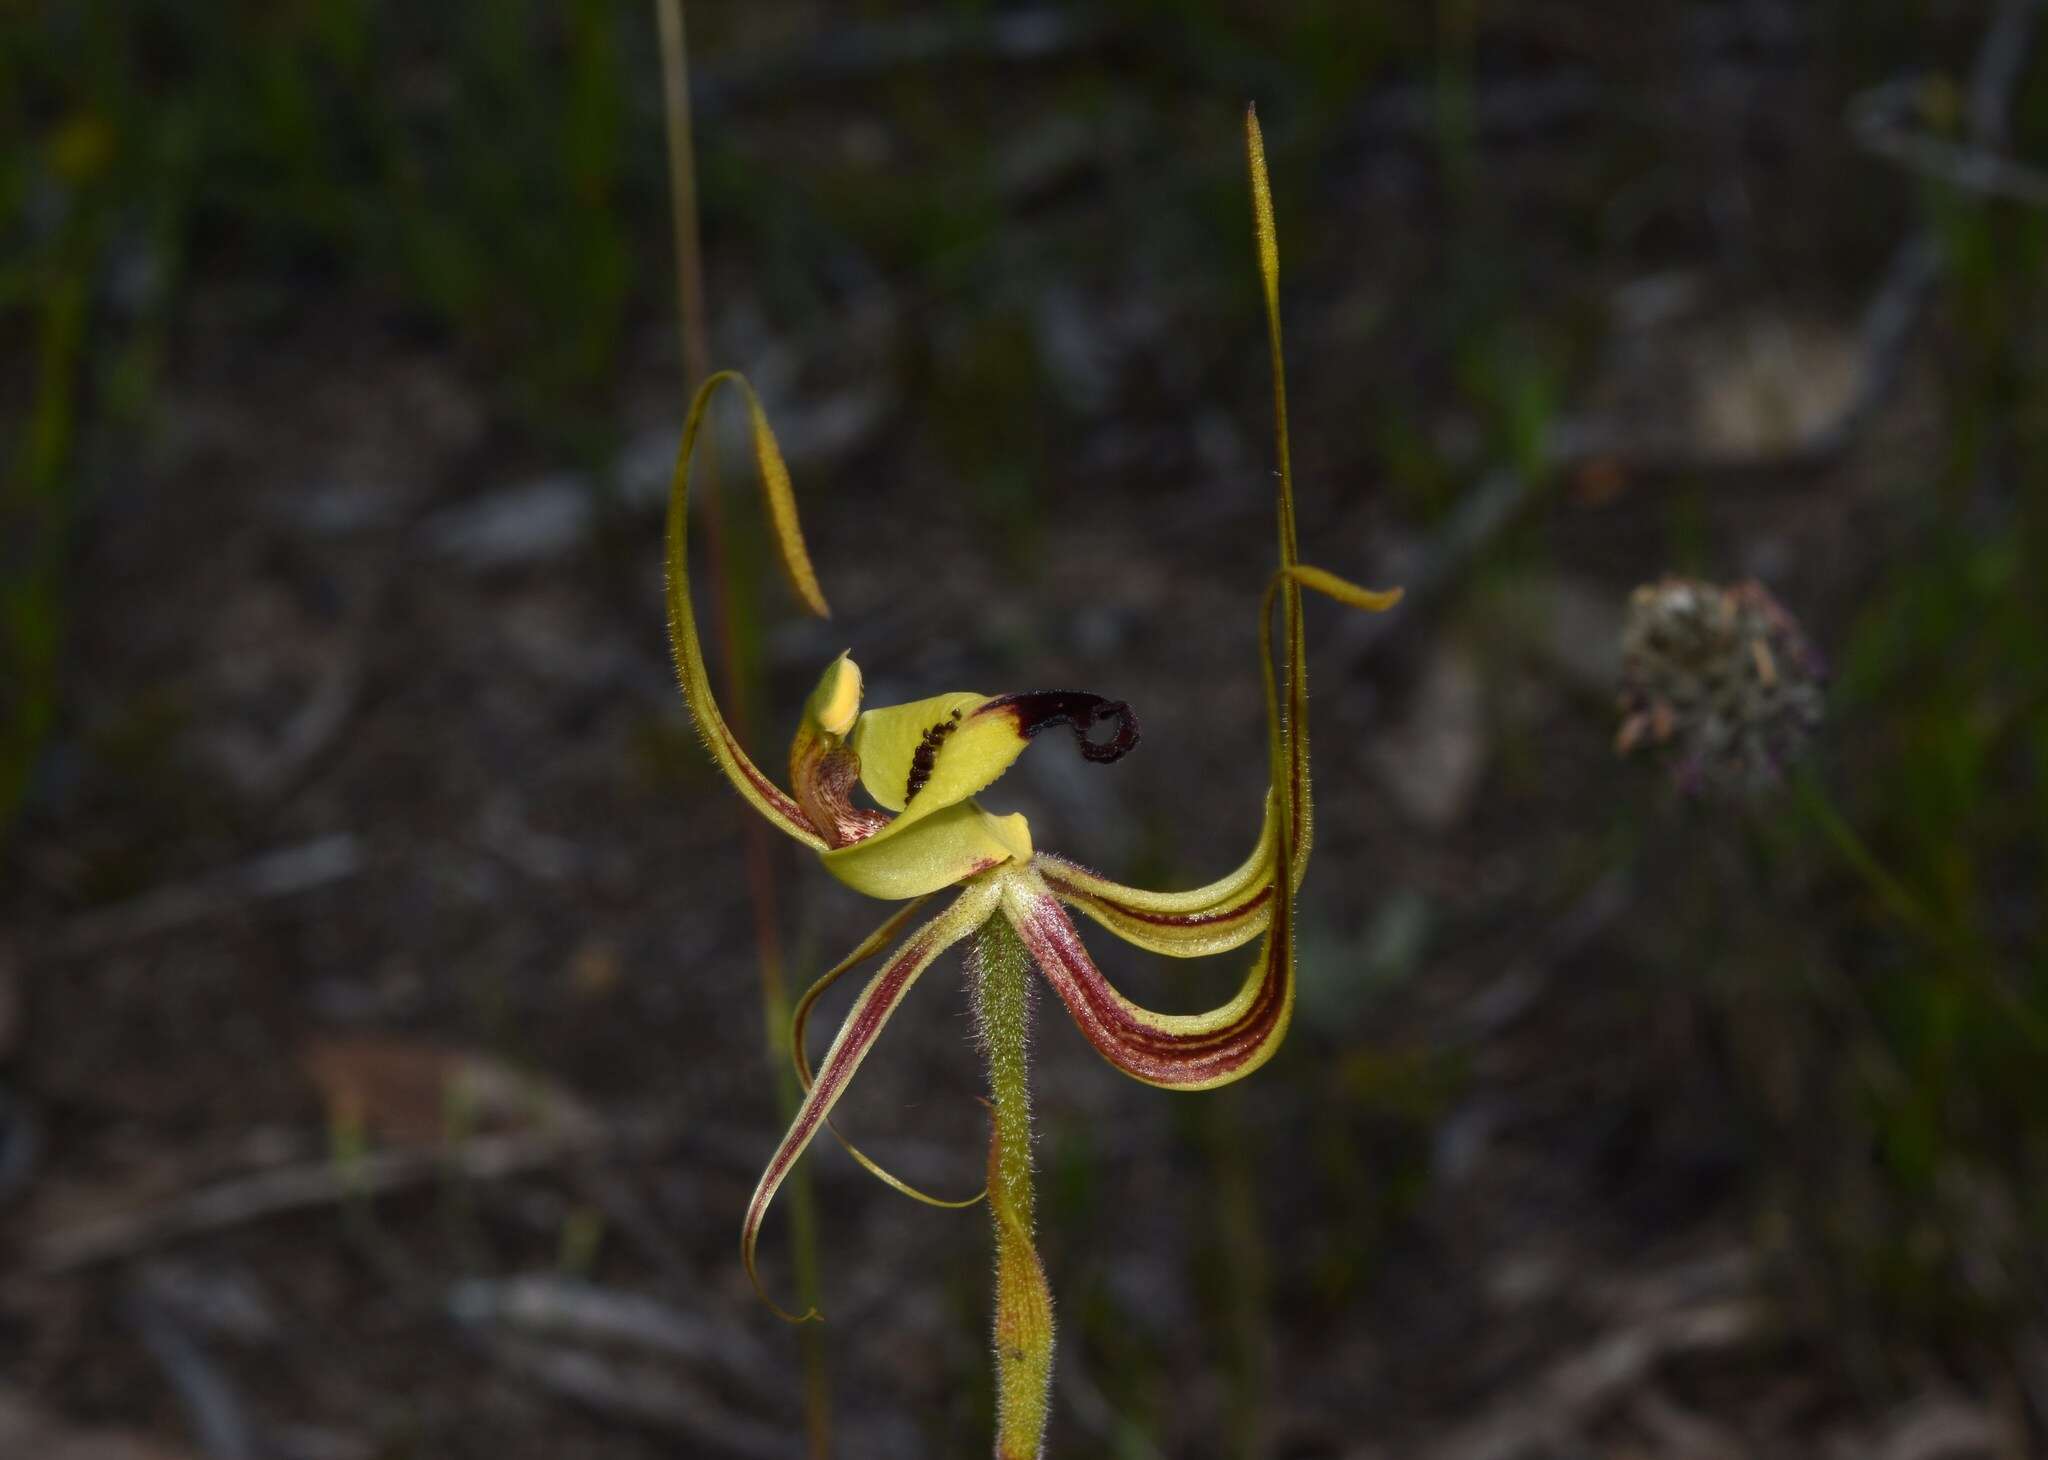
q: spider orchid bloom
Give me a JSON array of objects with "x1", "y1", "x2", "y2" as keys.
[{"x1": 666, "y1": 108, "x2": 1400, "y2": 1458}]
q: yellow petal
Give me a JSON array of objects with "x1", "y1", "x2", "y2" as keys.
[{"x1": 819, "y1": 799, "x2": 1034, "y2": 900}]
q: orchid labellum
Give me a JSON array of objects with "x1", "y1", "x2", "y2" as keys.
[{"x1": 665, "y1": 108, "x2": 1400, "y2": 1459}]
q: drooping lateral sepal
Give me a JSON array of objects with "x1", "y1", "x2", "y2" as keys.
[
  {"x1": 741, "y1": 879, "x2": 1002, "y2": 1320},
  {"x1": 1032, "y1": 786, "x2": 1292, "y2": 960},
  {"x1": 789, "y1": 895, "x2": 986, "y2": 1211},
  {"x1": 1001, "y1": 867, "x2": 1295, "y2": 1091},
  {"x1": 1036, "y1": 845, "x2": 1275, "y2": 958}
]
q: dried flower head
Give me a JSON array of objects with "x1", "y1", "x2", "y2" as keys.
[{"x1": 1616, "y1": 576, "x2": 1825, "y2": 794}]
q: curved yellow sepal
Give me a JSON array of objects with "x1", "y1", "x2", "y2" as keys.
[
  {"x1": 819, "y1": 798, "x2": 1033, "y2": 900},
  {"x1": 1016, "y1": 112, "x2": 1407, "y2": 966},
  {"x1": 735, "y1": 386, "x2": 830, "y2": 619},
  {"x1": 664, "y1": 370, "x2": 832, "y2": 850}
]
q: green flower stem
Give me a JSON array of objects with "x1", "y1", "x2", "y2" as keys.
[
  {"x1": 971, "y1": 913, "x2": 1054, "y2": 1460},
  {"x1": 977, "y1": 915, "x2": 1035, "y2": 1227}
]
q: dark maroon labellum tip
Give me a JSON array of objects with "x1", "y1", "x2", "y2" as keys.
[{"x1": 983, "y1": 691, "x2": 1141, "y2": 765}]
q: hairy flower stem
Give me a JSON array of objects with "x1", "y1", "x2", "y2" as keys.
[{"x1": 970, "y1": 914, "x2": 1054, "y2": 1460}]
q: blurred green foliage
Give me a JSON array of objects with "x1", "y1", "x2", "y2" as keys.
[
  {"x1": 1650, "y1": 164, "x2": 2048, "y2": 1362},
  {"x1": 2, "y1": 0, "x2": 642, "y2": 837},
  {"x1": 1799, "y1": 183, "x2": 2048, "y2": 1330},
  {"x1": 3, "y1": 0, "x2": 2044, "y2": 1418}
]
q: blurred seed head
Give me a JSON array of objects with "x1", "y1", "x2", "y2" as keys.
[{"x1": 1616, "y1": 576, "x2": 1825, "y2": 795}]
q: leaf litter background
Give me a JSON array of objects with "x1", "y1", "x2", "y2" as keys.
[{"x1": 5, "y1": 2, "x2": 2048, "y2": 1457}]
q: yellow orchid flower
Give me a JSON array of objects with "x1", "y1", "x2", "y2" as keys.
[{"x1": 665, "y1": 107, "x2": 1400, "y2": 1459}]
